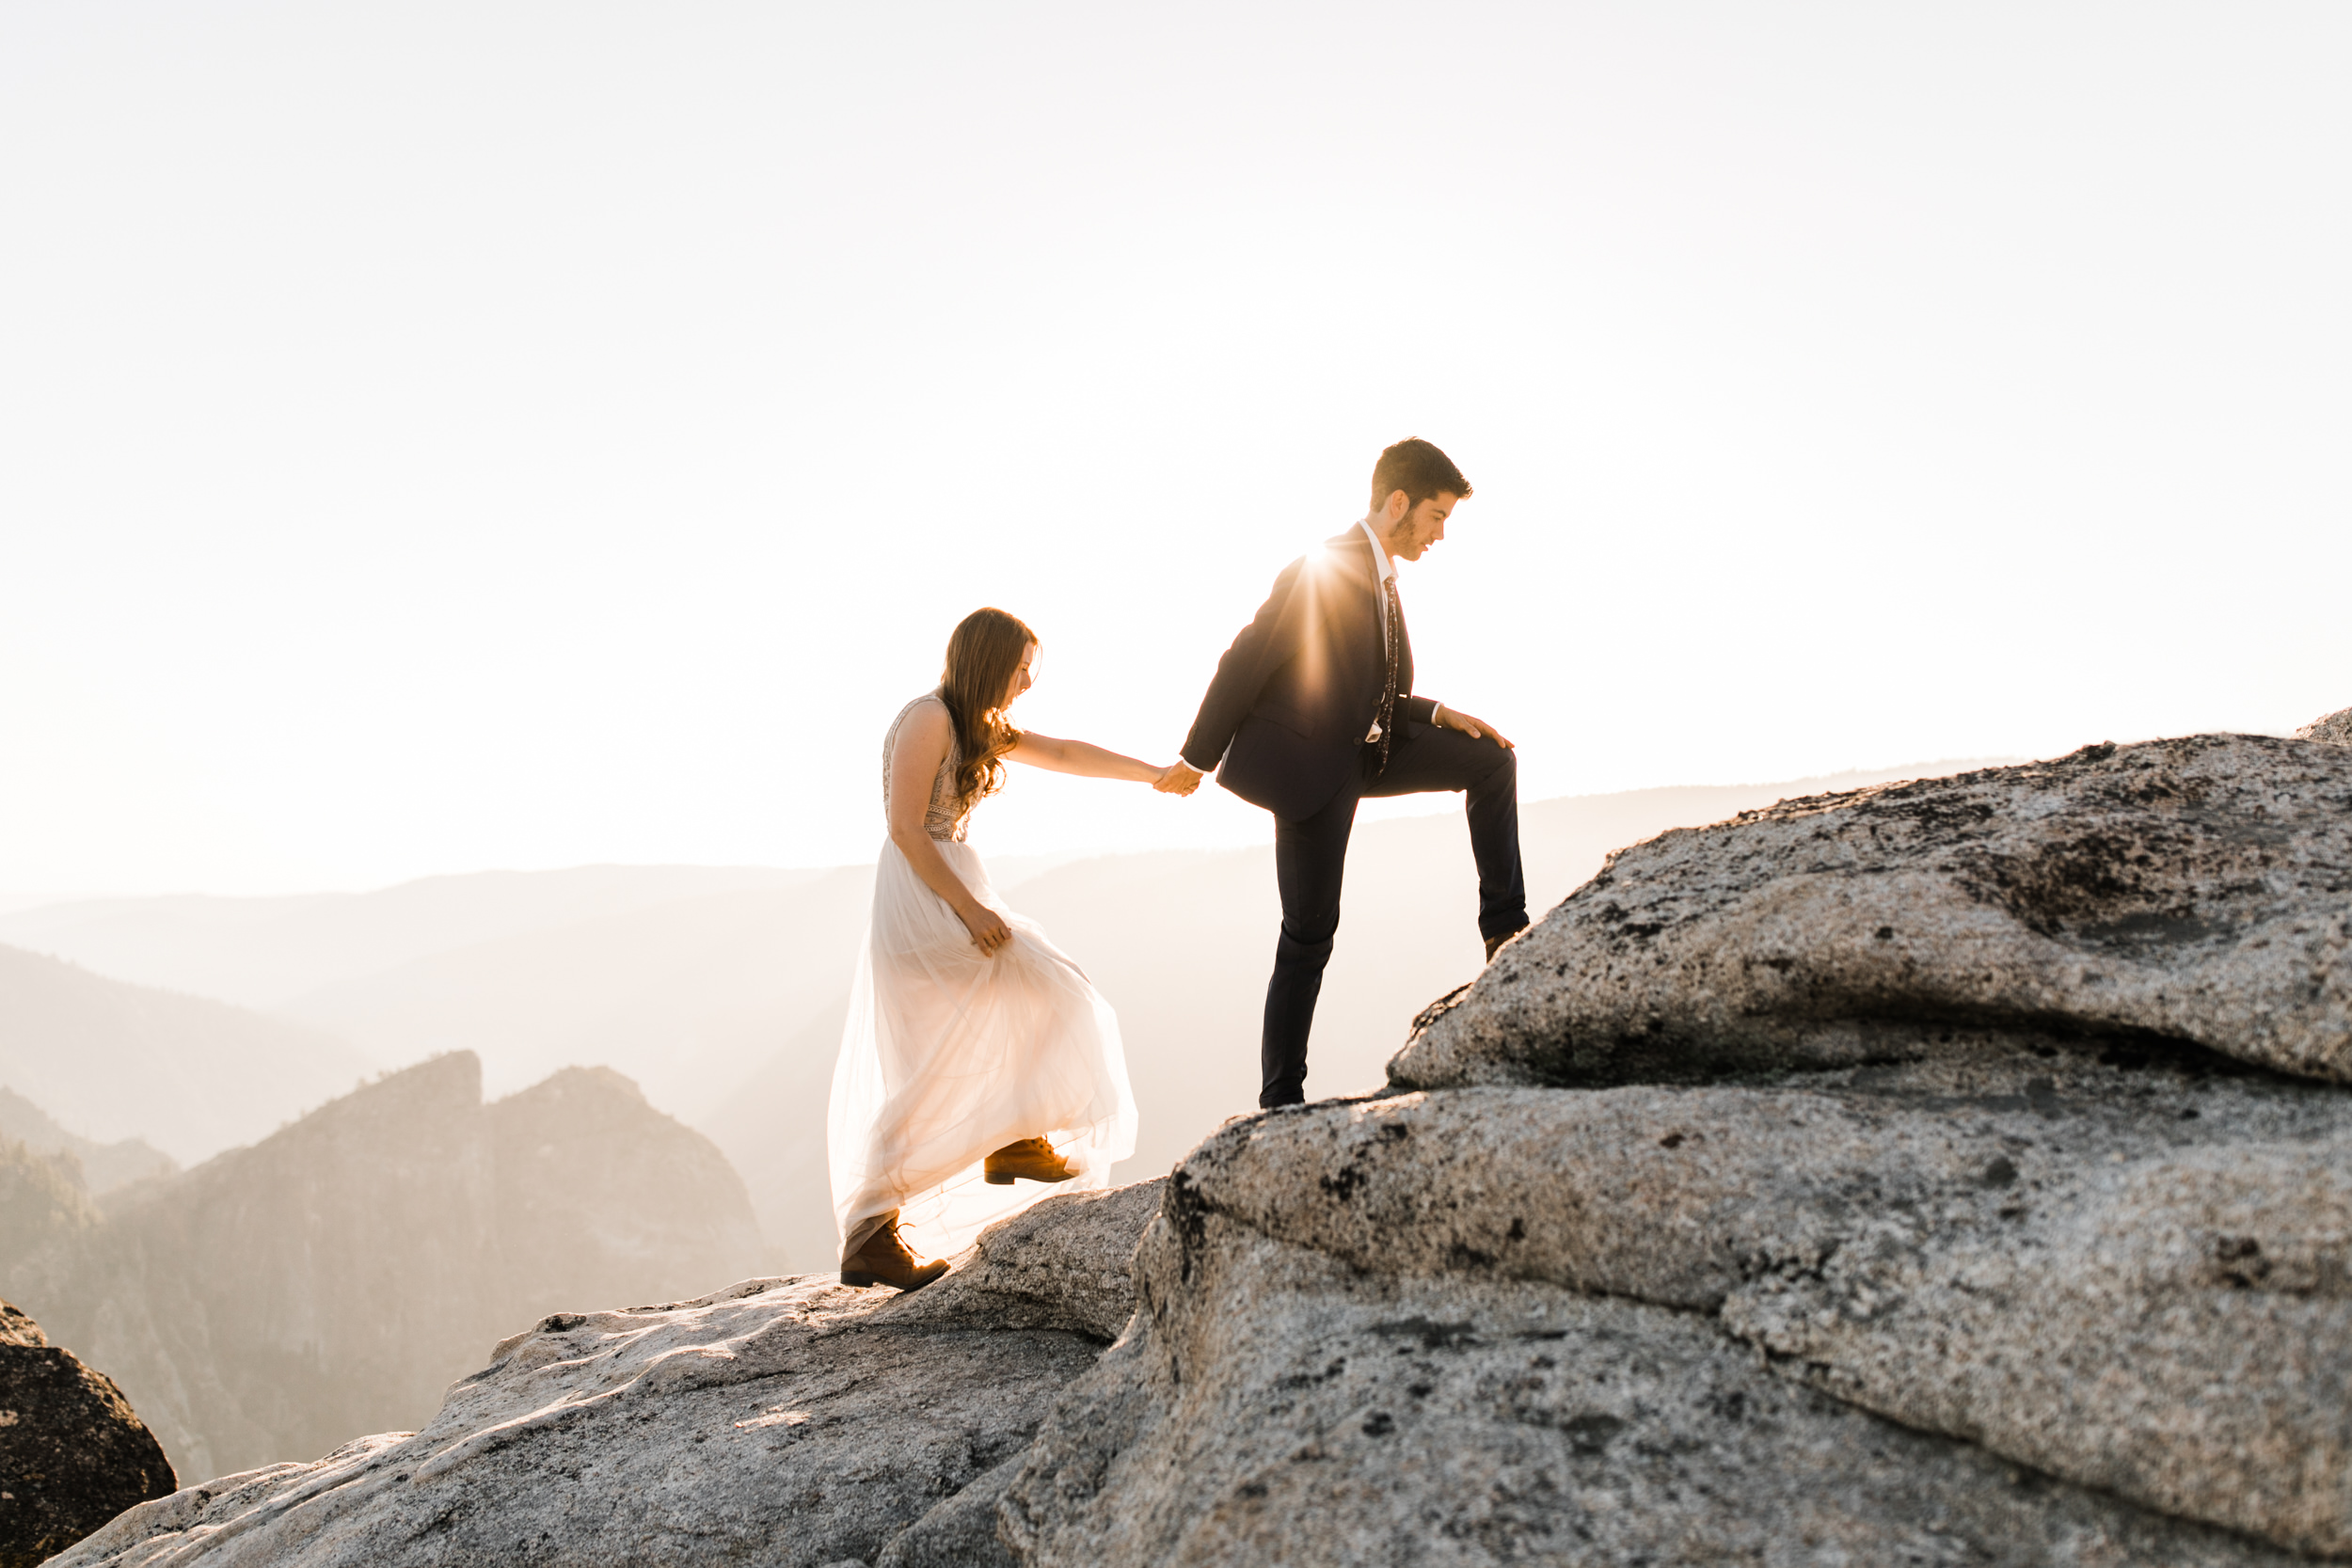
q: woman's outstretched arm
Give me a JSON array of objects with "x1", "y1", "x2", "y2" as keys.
[{"x1": 1009, "y1": 731, "x2": 1199, "y2": 794}]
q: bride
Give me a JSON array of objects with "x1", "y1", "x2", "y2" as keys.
[{"x1": 828, "y1": 607, "x2": 1198, "y2": 1291}]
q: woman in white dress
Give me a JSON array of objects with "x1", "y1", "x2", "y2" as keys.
[{"x1": 829, "y1": 607, "x2": 1198, "y2": 1291}]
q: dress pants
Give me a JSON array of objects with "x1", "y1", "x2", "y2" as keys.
[{"x1": 1260, "y1": 720, "x2": 1527, "y2": 1108}]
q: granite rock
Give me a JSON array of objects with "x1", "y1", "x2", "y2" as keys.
[
  {"x1": 880, "y1": 1180, "x2": 1165, "y2": 1344},
  {"x1": 1164, "y1": 1050, "x2": 2352, "y2": 1555},
  {"x1": 1002, "y1": 1208, "x2": 2297, "y2": 1567},
  {"x1": 1391, "y1": 736, "x2": 2352, "y2": 1091},
  {"x1": 874, "y1": 1450, "x2": 1025, "y2": 1568},
  {"x1": 0, "y1": 1299, "x2": 42, "y2": 1348},
  {"x1": 49, "y1": 1275, "x2": 1096, "y2": 1568},
  {"x1": 2298, "y1": 706, "x2": 2352, "y2": 746},
  {"x1": 48, "y1": 1178, "x2": 1172, "y2": 1568},
  {"x1": 0, "y1": 1297, "x2": 175, "y2": 1568},
  {"x1": 48, "y1": 734, "x2": 2352, "y2": 1563}
]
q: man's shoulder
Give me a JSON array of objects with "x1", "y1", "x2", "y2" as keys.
[
  {"x1": 1249, "y1": 530, "x2": 1375, "y2": 605},
  {"x1": 1304, "y1": 529, "x2": 1377, "y2": 580}
]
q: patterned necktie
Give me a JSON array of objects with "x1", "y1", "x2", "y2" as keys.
[{"x1": 1375, "y1": 574, "x2": 1402, "y2": 775}]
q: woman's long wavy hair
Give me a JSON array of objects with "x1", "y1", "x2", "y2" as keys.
[{"x1": 939, "y1": 608, "x2": 1038, "y2": 817}]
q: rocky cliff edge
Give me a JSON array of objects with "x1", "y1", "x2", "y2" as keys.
[{"x1": 56, "y1": 728, "x2": 2352, "y2": 1567}]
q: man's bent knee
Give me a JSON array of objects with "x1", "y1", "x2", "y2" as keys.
[{"x1": 1472, "y1": 742, "x2": 1517, "y2": 792}]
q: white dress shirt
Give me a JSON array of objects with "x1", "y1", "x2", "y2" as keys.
[
  {"x1": 1357, "y1": 515, "x2": 1397, "y2": 659},
  {"x1": 1357, "y1": 515, "x2": 1442, "y2": 742}
]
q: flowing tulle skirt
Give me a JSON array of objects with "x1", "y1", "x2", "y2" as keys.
[{"x1": 828, "y1": 837, "x2": 1137, "y2": 1262}]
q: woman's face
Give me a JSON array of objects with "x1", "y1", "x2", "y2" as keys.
[{"x1": 1002, "y1": 643, "x2": 1038, "y2": 709}]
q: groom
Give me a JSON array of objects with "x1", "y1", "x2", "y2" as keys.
[{"x1": 1165, "y1": 437, "x2": 1528, "y2": 1108}]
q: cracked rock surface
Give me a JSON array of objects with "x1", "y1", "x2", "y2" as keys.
[
  {"x1": 1002, "y1": 1207, "x2": 2298, "y2": 1567},
  {"x1": 52, "y1": 1173, "x2": 1165, "y2": 1568},
  {"x1": 49, "y1": 1276, "x2": 1095, "y2": 1568},
  {"x1": 1391, "y1": 736, "x2": 2352, "y2": 1091},
  {"x1": 882, "y1": 1181, "x2": 1166, "y2": 1345},
  {"x1": 1150, "y1": 1051, "x2": 2352, "y2": 1556},
  {"x1": 2299, "y1": 707, "x2": 2352, "y2": 745}
]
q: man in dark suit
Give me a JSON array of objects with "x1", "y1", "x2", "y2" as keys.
[{"x1": 1164, "y1": 437, "x2": 1527, "y2": 1108}]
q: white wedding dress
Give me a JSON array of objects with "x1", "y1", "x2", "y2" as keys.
[{"x1": 827, "y1": 691, "x2": 1137, "y2": 1262}]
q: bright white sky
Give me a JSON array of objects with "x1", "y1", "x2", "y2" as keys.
[{"x1": 3, "y1": 3, "x2": 2346, "y2": 896}]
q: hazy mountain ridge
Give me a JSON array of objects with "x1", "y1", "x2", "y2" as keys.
[
  {"x1": 0, "y1": 1138, "x2": 99, "y2": 1307},
  {"x1": 0, "y1": 945, "x2": 373, "y2": 1165},
  {"x1": 0, "y1": 1053, "x2": 766, "y2": 1485},
  {"x1": 279, "y1": 869, "x2": 879, "y2": 1116},
  {"x1": 0, "y1": 865, "x2": 832, "y2": 1010},
  {"x1": 0, "y1": 1087, "x2": 176, "y2": 1196},
  {"x1": 698, "y1": 1001, "x2": 850, "y2": 1270}
]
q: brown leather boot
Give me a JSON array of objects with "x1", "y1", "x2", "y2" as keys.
[
  {"x1": 839, "y1": 1212, "x2": 948, "y2": 1292},
  {"x1": 1485, "y1": 927, "x2": 1527, "y2": 962},
  {"x1": 984, "y1": 1136, "x2": 1076, "y2": 1186}
]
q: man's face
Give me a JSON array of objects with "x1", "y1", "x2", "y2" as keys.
[{"x1": 1380, "y1": 490, "x2": 1460, "y2": 562}]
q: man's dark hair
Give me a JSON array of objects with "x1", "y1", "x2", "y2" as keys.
[{"x1": 1369, "y1": 437, "x2": 1471, "y2": 512}]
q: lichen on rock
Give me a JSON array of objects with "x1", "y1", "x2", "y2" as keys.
[
  {"x1": 1003, "y1": 1207, "x2": 2301, "y2": 1567},
  {"x1": 2298, "y1": 705, "x2": 2352, "y2": 746},
  {"x1": 1391, "y1": 735, "x2": 2352, "y2": 1092},
  {"x1": 1134, "y1": 1047, "x2": 2352, "y2": 1557},
  {"x1": 0, "y1": 1297, "x2": 175, "y2": 1568}
]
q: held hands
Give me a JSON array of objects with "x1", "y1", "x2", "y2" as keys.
[
  {"x1": 958, "y1": 899, "x2": 1014, "y2": 957},
  {"x1": 1153, "y1": 761, "x2": 1203, "y2": 796},
  {"x1": 1436, "y1": 706, "x2": 1516, "y2": 749}
]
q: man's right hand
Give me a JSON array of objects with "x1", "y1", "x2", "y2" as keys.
[
  {"x1": 1435, "y1": 707, "x2": 1516, "y2": 749},
  {"x1": 1155, "y1": 761, "x2": 1205, "y2": 796}
]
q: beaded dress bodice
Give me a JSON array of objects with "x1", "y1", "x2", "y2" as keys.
[{"x1": 882, "y1": 691, "x2": 971, "y2": 843}]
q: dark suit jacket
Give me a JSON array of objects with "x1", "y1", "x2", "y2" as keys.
[{"x1": 1181, "y1": 528, "x2": 1436, "y2": 822}]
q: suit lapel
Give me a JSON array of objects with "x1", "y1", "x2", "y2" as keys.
[
  {"x1": 1329, "y1": 528, "x2": 1384, "y2": 651},
  {"x1": 1354, "y1": 529, "x2": 1407, "y2": 687},
  {"x1": 1320, "y1": 527, "x2": 1407, "y2": 704}
]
